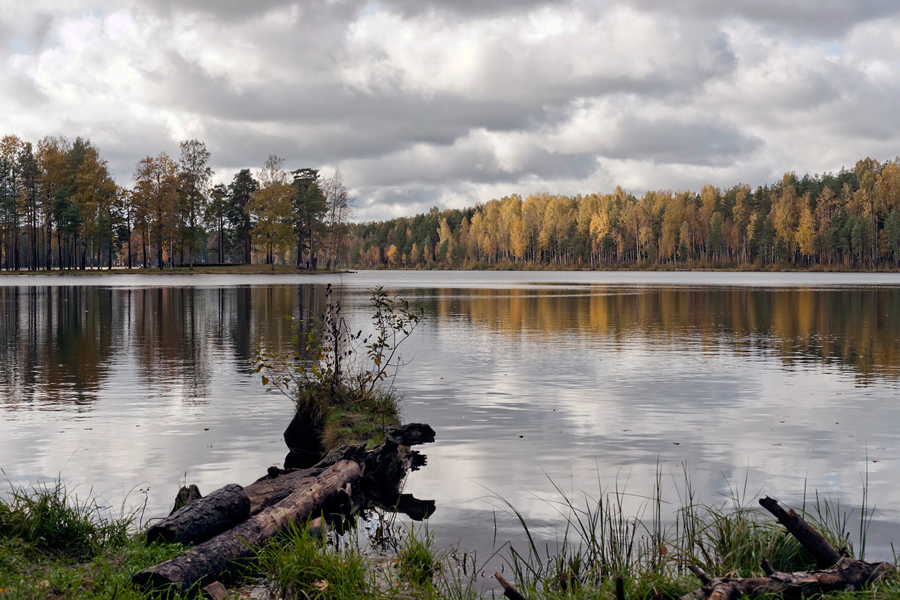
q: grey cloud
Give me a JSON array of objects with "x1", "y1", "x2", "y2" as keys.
[
  {"x1": 132, "y1": 0, "x2": 363, "y2": 23},
  {"x1": 3, "y1": 71, "x2": 50, "y2": 109},
  {"x1": 377, "y1": 0, "x2": 559, "y2": 18},
  {"x1": 602, "y1": 116, "x2": 762, "y2": 167},
  {"x1": 631, "y1": 0, "x2": 900, "y2": 37}
]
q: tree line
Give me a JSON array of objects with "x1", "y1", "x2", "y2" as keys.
[
  {"x1": 348, "y1": 157, "x2": 900, "y2": 270},
  {"x1": 0, "y1": 135, "x2": 351, "y2": 271}
]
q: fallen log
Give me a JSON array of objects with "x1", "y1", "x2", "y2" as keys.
[
  {"x1": 680, "y1": 496, "x2": 893, "y2": 600},
  {"x1": 132, "y1": 460, "x2": 362, "y2": 594},
  {"x1": 679, "y1": 557, "x2": 893, "y2": 600},
  {"x1": 758, "y1": 496, "x2": 842, "y2": 568},
  {"x1": 146, "y1": 483, "x2": 250, "y2": 546},
  {"x1": 243, "y1": 467, "x2": 322, "y2": 515}
]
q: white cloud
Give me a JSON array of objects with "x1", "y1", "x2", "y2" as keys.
[{"x1": 2, "y1": 1, "x2": 899, "y2": 220}]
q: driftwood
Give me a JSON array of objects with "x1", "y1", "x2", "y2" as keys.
[
  {"x1": 147, "y1": 483, "x2": 250, "y2": 546},
  {"x1": 133, "y1": 460, "x2": 362, "y2": 593},
  {"x1": 493, "y1": 495, "x2": 894, "y2": 600},
  {"x1": 679, "y1": 496, "x2": 894, "y2": 600},
  {"x1": 243, "y1": 467, "x2": 323, "y2": 515},
  {"x1": 757, "y1": 496, "x2": 843, "y2": 568},
  {"x1": 680, "y1": 558, "x2": 893, "y2": 600},
  {"x1": 134, "y1": 423, "x2": 437, "y2": 594},
  {"x1": 495, "y1": 572, "x2": 528, "y2": 600}
]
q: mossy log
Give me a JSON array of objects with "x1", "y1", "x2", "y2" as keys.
[{"x1": 132, "y1": 460, "x2": 361, "y2": 594}]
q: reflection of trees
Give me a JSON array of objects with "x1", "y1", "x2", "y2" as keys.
[
  {"x1": 6, "y1": 282, "x2": 893, "y2": 408},
  {"x1": 430, "y1": 287, "x2": 900, "y2": 383},
  {"x1": 0, "y1": 286, "x2": 117, "y2": 407},
  {"x1": 0, "y1": 284, "x2": 328, "y2": 409}
]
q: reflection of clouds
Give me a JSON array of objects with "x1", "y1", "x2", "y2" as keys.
[{"x1": 3, "y1": 272, "x2": 900, "y2": 561}]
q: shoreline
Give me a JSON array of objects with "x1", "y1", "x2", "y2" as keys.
[{"x1": 3, "y1": 263, "x2": 900, "y2": 276}]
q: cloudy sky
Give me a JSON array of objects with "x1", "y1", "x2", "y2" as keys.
[{"x1": 3, "y1": 1, "x2": 899, "y2": 221}]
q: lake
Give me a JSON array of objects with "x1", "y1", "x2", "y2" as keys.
[{"x1": 2, "y1": 270, "x2": 900, "y2": 571}]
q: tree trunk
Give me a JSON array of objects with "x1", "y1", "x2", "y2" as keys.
[
  {"x1": 132, "y1": 460, "x2": 362, "y2": 594},
  {"x1": 146, "y1": 483, "x2": 250, "y2": 546}
]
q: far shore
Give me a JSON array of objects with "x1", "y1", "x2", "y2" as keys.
[
  {"x1": 2, "y1": 263, "x2": 900, "y2": 276},
  {"x1": 0, "y1": 264, "x2": 350, "y2": 276}
]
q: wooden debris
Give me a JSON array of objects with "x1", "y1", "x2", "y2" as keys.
[
  {"x1": 495, "y1": 572, "x2": 529, "y2": 600},
  {"x1": 680, "y1": 496, "x2": 893, "y2": 600},
  {"x1": 758, "y1": 496, "x2": 843, "y2": 568},
  {"x1": 134, "y1": 423, "x2": 437, "y2": 594},
  {"x1": 170, "y1": 484, "x2": 203, "y2": 514},
  {"x1": 201, "y1": 580, "x2": 229, "y2": 600},
  {"x1": 133, "y1": 460, "x2": 362, "y2": 593},
  {"x1": 147, "y1": 483, "x2": 250, "y2": 546}
]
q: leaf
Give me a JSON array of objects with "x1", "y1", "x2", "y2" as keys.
[
  {"x1": 261, "y1": 376, "x2": 269, "y2": 385},
  {"x1": 313, "y1": 580, "x2": 329, "y2": 591}
]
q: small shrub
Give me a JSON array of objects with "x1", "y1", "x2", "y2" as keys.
[{"x1": 255, "y1": 285, "x2": 423, "y2": 450}]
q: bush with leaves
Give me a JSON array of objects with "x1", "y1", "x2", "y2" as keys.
[{"x1": 255, "y1": 285, "x2": 423, "y2": 448}]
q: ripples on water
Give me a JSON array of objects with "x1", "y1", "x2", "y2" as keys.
[{"x1": 2, "y1": 270, "x2": 900, "y2": 568}]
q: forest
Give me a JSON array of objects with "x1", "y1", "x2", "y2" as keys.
[
  {"x1": 350, "y1": 157, "x2": 900, "y2": 270},
  {"x1": 0, "y1": 135, "x2": 349, "y2": 271},
  {"x1": 2, "y1": 131, "x2": 899, "y2": 272}
]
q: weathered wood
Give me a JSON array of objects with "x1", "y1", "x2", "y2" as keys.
[
  {"x1": 170, "y1": 484, "x2": 202, "y2": 514},
  {"x1": 758, "y1": 496, "x2": 842, "y2": 568},
  {"x1": 202, "y1": 581, "x2": 229, "y2": 600},
  {"x1": 680, "y1": 557, "x2": 894, "y2": 600},
  {"x1": 147, "y1": 484, "x2": 250, "y2": 546},
  {"x1": 133, "y1": 460, "x2": 362, "y2": 594},
  {"x1": 495, "y1": 572, "x2": 529, "y2": 600},
  {"x1": 243, "y1": 467, "x2": 322, "y2": 515},
  {"x1": 681, "y1": 496, "x2": 893, "y2": 600}
]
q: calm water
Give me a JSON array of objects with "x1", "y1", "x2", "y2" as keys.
[{"x1": 2, "y1": 270, "x2": 900, "y2": 568}]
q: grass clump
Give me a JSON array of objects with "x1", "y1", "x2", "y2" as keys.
[
  {"x1": 256, "y1": 285, "x2": 423, "y2": 451},
  {"x1": 398, "y1": 525, "x2": 440, "y2": 589},
  {"x1": 0, "y1": 480, "x2": 186, "y2": 599},
  {"x1": 495, "y1": 469, "x2": 891, "y2": 600},
  {"x1": 258, "y1": 520, "x2": 371, "y2": 600},
  {"x1": 0, "y1": 480, "x2": 128, "y2": 559}
]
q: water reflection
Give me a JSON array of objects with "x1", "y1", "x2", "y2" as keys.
[
  {"x1": 420, "y1": 286, "x2": 900, "y2": 383},
  {"x1": 2, "y1": 276, "x2": 900, "y2": 571},
  {"x1": 0, "y1": 285, "x2": 333, "y2": 409}
]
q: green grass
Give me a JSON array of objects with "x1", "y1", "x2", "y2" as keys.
[
  {"x1": 1, "y1": 470, "x2": 894, "y2": 600},
  {"x1": 492, "y1": 469, "x2": 893, "y2": 600},
  {"x1": 0, "y1": 480, "x2": 187, "y2": 599}
]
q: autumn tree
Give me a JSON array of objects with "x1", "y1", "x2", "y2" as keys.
[
  {"x1": 206, "y1": 183, "x2": 228, "y2": 263},
  {"x1": 226, "y1": 169, "x2": 257, "y2": 264},
  {"x1": 178, "y1": 139, "x2": 213, "y2": 270},
  {"x1": 37, "y1": 136, "x2": 70, "y2": 270},
  {"x1": 133, "y1": 153, "x2": 179, "y2": 269},
  {"x1": 323, "y1": 168, "x2": 351, "y2": 269},
  {"x1": 291, "y1": 168, "x2": 326, "y2": 269},
  {"x1": 248, "y1": 154, "x2": 294, "y2": 269},
  {"x1": 0, "y1": 135, "x2": 23, "y2": 270}
]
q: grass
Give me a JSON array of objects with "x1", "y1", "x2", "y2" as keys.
[
  {"x1": 0, "y1": 480, "x2": 186, "y2": 599},
  {"x1": 492, "y1": 468, "x2": 892, "y2": 600},
  {"x1": 0, "y1": 471, "x2": 896, "y2": 600},
  {"x1": 256, "y1": 517, "x2": 480, "y2": 600}
]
